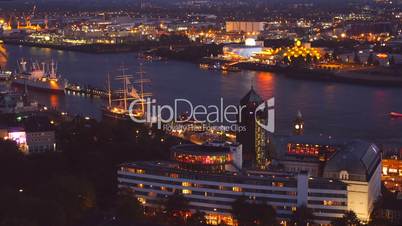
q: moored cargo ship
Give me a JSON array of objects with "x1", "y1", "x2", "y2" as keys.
[{"x1": 12, "y1": 59, "x2": 68, "y2": 93}]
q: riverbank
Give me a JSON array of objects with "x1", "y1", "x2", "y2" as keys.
[
  {"x1": 2, "y1": 38, "x2": 163, "y2": 53},
  {"x1": 4, "y1": 39, "x2": 402, "y2": 87},
  {"x1": 198, "y1": 58, "x2": 402, "y2": 87}
]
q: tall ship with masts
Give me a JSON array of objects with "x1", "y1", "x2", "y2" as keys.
[
  {"x1": 12, "y1": 58, "x2": 68, "y2": 93},
  {"x1": 102, "y1": 64, "x2": 151, "y2": 121}
]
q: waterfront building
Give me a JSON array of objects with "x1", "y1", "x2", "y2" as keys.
[
  {"x1": 323, "y1": 140, "x2": 381, "y2": 222},
  {"x1": 272, "y1": 136, "x2": 381, "y2": 222},
  {"x1": 117, "y1": 142, "x2": 349, "y2": 225},
  {"x1": 382, "y1": 158, "x2": 402, "y2": 193},
  {"x1": 237, "y1": 87, "x2": 268, "y2": 169},
  {"x1": 282, "y1": 39, "x2": 322, "y2": 63},
  {"x1": 271, "y1": 135, "x2": 343, "y2": 177},
  {"x1": 0, "y1": 92, "x2": 39, "y2": 114},
  {"x1": 222, "y1": 39, "x2": 264, "y2": 60}
]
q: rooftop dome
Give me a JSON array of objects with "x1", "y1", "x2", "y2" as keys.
[{"x1": 323, "y1": 140, "x2": 380, "y2": 182}]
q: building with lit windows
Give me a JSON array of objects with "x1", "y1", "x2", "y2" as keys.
[
  {"x1": 225, "y1": 21, "x2": 266, "y2": 33},
  {"x1": 272, "y1": 136, "x2": 381, "y2": 223},
  {"x1": 117, "y1": 142, "x2": 350, "y2": 225},
  {"x1": 0, "y1": 115, "x2": 56, "y2": 154},
  {"x1": 382, "y1": 158, "x2": 402, "y2": 193},
  {"x1": 222, "y1": 38, "x2": 264, "y2": 60},
  {"x1": 237, "y1": 87, "x2": 268, "y2": 169}
]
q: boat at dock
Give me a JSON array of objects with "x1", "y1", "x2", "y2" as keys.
[
  {"x1": 102, "y1": 64, "x2": 151, "y2": 121},
  {"x1": 390, "y1": 112, "x2": 402, "y2": 118},
  {"x1": 12, "y1": 59, "x2": 68, "y2": 93},
  {"x1": 199, "y1": 62, "x2": 240, "y2": 72}
]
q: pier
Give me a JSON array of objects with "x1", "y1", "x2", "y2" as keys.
[{"x1": 65, "y1": 83, "x2": 109, "y2": 98}]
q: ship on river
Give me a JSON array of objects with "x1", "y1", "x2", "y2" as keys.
[
  {"x1": 102, "y1": 64, "x2": 151, "y2": 121},
  {"x1": 12, "y1": 59, "x2": 68, "y2": 93}
]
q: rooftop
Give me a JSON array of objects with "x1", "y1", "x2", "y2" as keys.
[
  {"x1": 240, "y1": 86, "x2": 263, "y2": 104},
  {"x1": 324, "y1": 140, "x2": 381, "y2": 181},
  {"x1": 171, "y1": 143, "x2": 231, "y2": 154}
]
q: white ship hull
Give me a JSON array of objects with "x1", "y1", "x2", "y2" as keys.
[{"x1": 12, "y1": 77, "x2": 67, "y2": 93}]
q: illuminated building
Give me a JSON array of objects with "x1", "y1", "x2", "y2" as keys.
[
  {"x1": 225, "y1": 21, "x2": 266, "y2": 33},
  {"x1": 0, "y1": 115, "x2": 56, "y2": 154},
  {"x1": 272, "y1": 137, "x2": 381, "y2": 222},
  {"x1": 23, "y1": 116, "x2": 56, "y2": 154},
  {"x1": 252, "y1": 47, "x2": 282, "y2": 65},
  {"x1": 220, "y1": 39, "x2": 323, "y2": 65},
  {"x1": 222, "y1": 39, "x2": 264, "y2": 60},
  {"x1": 282, "y1": 39, "x2": 322, "y2": 63},
  {"x1": 323, "y1": 141, "x2": 382, "y2": 222},
  {"x1": 237, "y1": 87, "x2": 268, "y2": 169},
  {"x1": 5, "y1": 128, "x2": 28, "y2": 153},
  {"x1": 170, "y1": 142, "x2": 242, "y2": 172},
  {"x1": 382, "y1": 158, "x2": 402, "y2": 193},
  {"x1": 117, "y1": 142, "x2": 349, "y2": 225},
  {"x1": 272, "y1": 135, "x2": 343, "y2": 177}
]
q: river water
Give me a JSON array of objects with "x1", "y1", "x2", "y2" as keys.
[{"x1": 2, "y1": 44, "x2": 402, "y2": 140}]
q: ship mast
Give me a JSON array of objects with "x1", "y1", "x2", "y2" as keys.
[
  {"x1": 135, "y1": 63, "x2": 151, "y2": 115},
  {"x1": 115, "y1": 64, "x2": 133, "y2": 111},
  {"x1": 107, "y1": 73, "x2": 112, "y2": 108}
]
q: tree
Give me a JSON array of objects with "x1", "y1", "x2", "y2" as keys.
[
  {"x1": 253, "y1": 202, "x2": 277, "y2": 226},
  {"x1": 232, "y1": 196, "x2": 252, "y2": 226},
  {"x1": 39, "y1": 175, "x2": 96, "y2": 225},
  {"x1": 0, "y1": 188, "x2": 66, "y2": 226},
  {"x1": 163, "y1": 192, "x2": 190, "y2": 226},
  {"x1": 290, "y1": 205, "x2": 314, "y2": 226},
  {"x1": 283, "y1": 56, "x2": 290, "y2": 65},
  {"x1": 367, "y1": 53, "x2": 374, "y2": 66},
  {"x1": 306, "y1": 54, "x2": 312, "y2": 64},
  {"x1": 115, "y1": 194, "x2": 144, "y2": 225},
  {"x1": 331, "y1": 211, "x2": 361, "y2": 226},
  {"x1": 187, "y1": 210, "x2": 208, "y2": 226},
  {"x1": 388, "y1": 55, "x2": 395, "y2": 66},
  {"x1": 353, "y1": 51, "x2": 361, "y2": 64},
  {"x1": 232, "y1": 196, "x2": 277, "y2": 226}
]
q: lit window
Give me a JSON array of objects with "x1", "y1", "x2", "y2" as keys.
[
  {"x1": 232, "y1": 186, "x2": 242, "y2": 192},
  {"x1": 160, "y1": 186, "x2": 167, "y2": 191},
  {"x1": 138, "y1": 197, "x2": 146, "y2": 204},
  {"x1": 170, "y1": 173, "x2": 179, "y2": 178},
  {"x1": 182, "y1": 189, "x2": 192, "y2": 195},
  {"x1": 137, "y1": 184, "x2": 144, "y2": 188},
  {"x1": 324, "y1": 200, "x2": 334, "y2": 206},
  {"x1": 182, "y1": 182, "x2": 192, "y2": 187},
  {"x1": 272, "y1": 182, "x2": 284, "y2": 187},
  {"x1": 136, "y1": 169, "x2": 145, "y2": 174},
  {"x1": 339, "y1": 170, "x2": 349, "y2": 180}
]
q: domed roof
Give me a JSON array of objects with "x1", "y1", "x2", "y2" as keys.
[
  {"x1": 323, "y1": 140, "x2": 380, "y2": 182},
  {"x1": 240, "y1": 86, "x2": 263, "y2": 105}
]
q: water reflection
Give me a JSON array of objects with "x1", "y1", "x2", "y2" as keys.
[
  {"x1": 2, "y1": 44, "x2": 402, "y2": 139},
  {"x1": 254, "y1": 71, "x2": 275, "y2": 99},
  {"x1": 49, "y1": 94, "x2": 59, "y2": 108}
]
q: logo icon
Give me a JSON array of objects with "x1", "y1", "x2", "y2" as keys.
[{"x1": 254, "y1": 97, "x2": 275, "y2": 133}]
